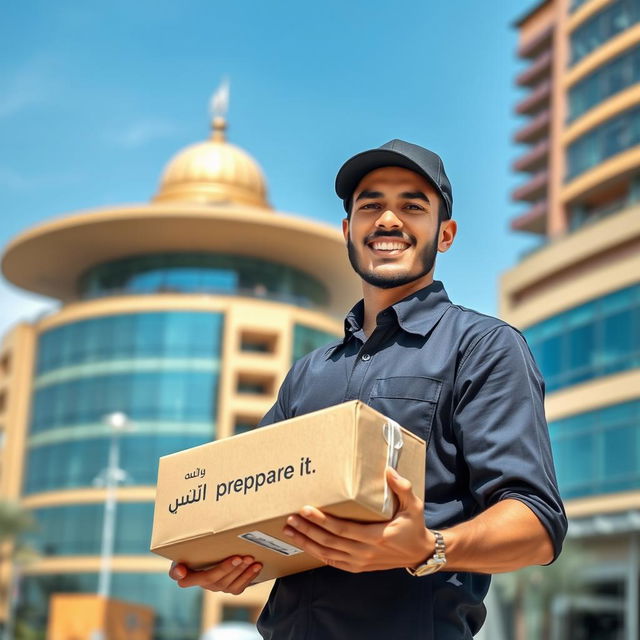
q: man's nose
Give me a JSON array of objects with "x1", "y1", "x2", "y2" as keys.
[{"x1": 375, "y1": 209, "x2": 402, "y2": 229}]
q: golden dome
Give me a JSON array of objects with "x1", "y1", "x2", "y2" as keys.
[{"x1": 153, "y1": 117, "x2": 271, "y2": 209}]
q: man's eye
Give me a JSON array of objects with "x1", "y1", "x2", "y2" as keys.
[
  {"x1": 361, "y1": 203, "x2": 380, "y2": 209},
  {"x1": 404, "y1": 204, "x2": 424, "y2": 211}
]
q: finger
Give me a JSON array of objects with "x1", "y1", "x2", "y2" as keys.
[
  {"x1": 386, "y1": 467, "x2": 417, "y2": 511},
  {"x1": 294, "y1": 507, "x2": 383, "y2": 544},
  {"x1": 283, "y1": 521, "x2": 353, "y2": 563},
  {"x1": 176, "y1": 556, "x2": 252, "y2": 588},
  {"x1": 215, "y1": 557, "x2": 259, "y2": 590},
  {"x1": 225, "y1": 563, "x2": 263, "y2": 594},
  {"x1": 169, "y1": 562, "x2": 187, "y2": 581}
]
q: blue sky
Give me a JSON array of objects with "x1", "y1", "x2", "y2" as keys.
[{"x1": 0, "y1": 1, "x2": 537, "y2": 333}]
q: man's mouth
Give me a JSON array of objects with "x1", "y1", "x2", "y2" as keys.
[{"x1": 366, "y1": 238, "x2": 412, "y2": 254}]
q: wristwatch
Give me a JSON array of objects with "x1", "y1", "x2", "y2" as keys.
[{"x1": 406, "y1": 530, "x2": 447, "y2": 576}]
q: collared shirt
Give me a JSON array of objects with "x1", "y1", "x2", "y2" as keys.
[{"x1": 256, "y1": 280, "x2": 567, "y2": 640}]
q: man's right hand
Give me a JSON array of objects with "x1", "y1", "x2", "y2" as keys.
[{"x1": 169, "y1": 556, "x2": 262, "y2": 595}]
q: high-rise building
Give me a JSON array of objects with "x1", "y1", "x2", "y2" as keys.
[
  {"x1": 504, "y1": 0, "x2": 640, "y2": 636},
  {"x1": 0, "y1": 107, "x2": 360, "y2": 638}
]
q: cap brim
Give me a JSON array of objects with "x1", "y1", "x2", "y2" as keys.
[{"x1": 335, "y1": 148, "x2": 443, "y2": 213}]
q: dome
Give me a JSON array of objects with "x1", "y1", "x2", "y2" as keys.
[{"x1": 153, "y1": 117, "x2": 271, "y2": 209}]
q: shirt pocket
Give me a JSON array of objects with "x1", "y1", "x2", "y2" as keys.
[{"x1": 368, "y1": 376, "x2": 442, "y2": 443}]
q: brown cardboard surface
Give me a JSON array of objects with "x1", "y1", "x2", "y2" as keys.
[{"x1": 150, "y1": 400, "x2": 425, "y2": 583}]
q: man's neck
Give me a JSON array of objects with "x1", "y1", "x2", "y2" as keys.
[{"x1": 361, "y1": 274, "x2": 434, "y2": 337}]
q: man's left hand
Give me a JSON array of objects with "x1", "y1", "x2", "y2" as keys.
[{"x1": 283, "y1": 467, "x2": 432, "y2": 573}]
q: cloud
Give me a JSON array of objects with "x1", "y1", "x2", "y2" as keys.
[
  {"x1": 0, "y1": 56, "x2": 58, "y2": 120},
  {"x1": 108, "y1": 118, "x2": 181, "y2": 149},
  {"x1": 0, "y1": 166, "x2": 83, "y2": 191}
]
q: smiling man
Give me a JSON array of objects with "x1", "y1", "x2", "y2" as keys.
[{"x1": 169, "y1": 140, "x2": 567, "y2": 639}]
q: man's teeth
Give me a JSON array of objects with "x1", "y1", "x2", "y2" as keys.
[{"x1": 371, "y1": 242, "x2": 408, "y2": 251}]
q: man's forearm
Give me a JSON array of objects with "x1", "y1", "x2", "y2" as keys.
[{"x1": 438, "y1": 498, "x2": 554, "y2": 574}]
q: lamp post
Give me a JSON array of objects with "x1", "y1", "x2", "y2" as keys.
[{"x1": 95, "y1": 412, "x2": 132, "y2": 600}]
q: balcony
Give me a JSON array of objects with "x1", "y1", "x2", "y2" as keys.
[
  {"x1": 510, "y1": 200, "x2": 548, "y2": 235},
  {"x1": 512, "y1": 171, "x2": 549, "y2": 203},
  {"x1": 516, "y1": 50, "x2": 552, "y2": 87},
  {"x1": 518, "y1": 24, "x2": 553, "y2": 59},
  {"x1": 512, "y1": 139, "x2": 549, "y2": 173},
  {"x1": 514, "y1": 109, "x2": 550, "y2": 144},
  {"x1": 516, "y1": 80, "x2": 551, "y2": 115}
]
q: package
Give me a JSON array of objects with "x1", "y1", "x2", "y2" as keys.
[{"x1": 150, "y1": 400, "x2": 426, "y2": 583}]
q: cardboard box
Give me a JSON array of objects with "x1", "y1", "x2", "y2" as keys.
[{"x1": 150, "y1": 400, "x2": 426, "y2": 583}]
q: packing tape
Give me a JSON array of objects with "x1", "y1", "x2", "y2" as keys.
[{"x1": 382, "y1": 420, "x2": 403, "y2": 515}]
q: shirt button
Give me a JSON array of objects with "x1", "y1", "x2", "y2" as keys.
[{"x1": 361, "y1": 353, "x2": 371, "y2": 361}]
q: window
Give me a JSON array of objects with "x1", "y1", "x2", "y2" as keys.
[
  {"x1": 234, "y1": 415, "x2": 260, "y2": 435},
  {"x1": 568, "y1": 44, "x2": 640, "y2": 122},
  {"x1": 79, "y1": 252, "x2": 329, "y2": 309},
  {"x1": 292, "y1": 325, "x2": 338, "y2": 362},
  {"x1": 550, "y1": 400, "x2": 640, "y2": 499},
  {"x1": 236, "y1": 374, "x2": 273, "y2": 396},
  {"x1": 524, "y1": 284, "x2": 640, "y2": 392},
  {"x1": 566, "y1": 104, "x2": 640, "y2": 180},
  {"x1": 240, "y1": 331, "x2": 278, "y2": 354},
  {"x1": 570, "y1": 0, "x2": 640, "y2": 66}
]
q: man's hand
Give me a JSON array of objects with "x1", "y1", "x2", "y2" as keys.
[
  {"x1": 168, "y1": 556, "x2": 262, "y2": 594},
  {"x1": 283, "y1": 467, "x2": 432, "y2": 573}
]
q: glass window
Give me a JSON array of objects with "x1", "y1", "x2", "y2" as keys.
[
  {"x1": 569, "y1": 44, "x2": 640, "y2": 122},
  {"x1": 78, "y1": 252, "x2": 329, "y2": 309},
  {"x1": 550, "y1": 400, "x2": 640, "y2": 499},
  {"x1": 567, "y1": 103, "x2": 640, "y2": 178},
  {"x1": 523, "y1": 283, "x2": 640, "y2": 392},
  {"x1": 292, "y1": 325, "x2": 339, "y2": 362},
  {"x1": 36, "y1": 311, "x2": 223, "y2": 375},
  {"x1": 23, "y1": 433, "x2": 211, "y2": 494},
  {"x1": 570, "y1": 0, "x2": 640, "y2": 66}
]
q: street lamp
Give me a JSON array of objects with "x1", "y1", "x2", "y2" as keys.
[{"x1": 94, "y1": 412, "x2": 133, "y2": 600}]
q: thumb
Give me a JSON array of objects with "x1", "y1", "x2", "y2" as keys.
[{"x1": 386, "y1": 467, "x2": 415, "y2": 510}]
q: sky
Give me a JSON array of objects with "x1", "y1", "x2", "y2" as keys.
[{"x1": 0, "y1": 0, "x2": 538, "y2": 336}]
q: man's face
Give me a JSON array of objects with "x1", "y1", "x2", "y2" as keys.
[{"x1": 342, "y1": 166, "x2": 443, "y2": 290}]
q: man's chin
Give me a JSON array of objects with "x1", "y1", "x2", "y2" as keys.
[{"x1": 359, "y1": 269, "x2": 424, "y2": 290}]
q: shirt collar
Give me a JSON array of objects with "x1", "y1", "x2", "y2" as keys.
[{"x1": 340, "y1": 280, "x2": 452, "y2": 342}]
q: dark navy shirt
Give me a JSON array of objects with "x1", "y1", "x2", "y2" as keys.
[{"x1": 257, "y1": 280, "x2": 567, "y2": 640}]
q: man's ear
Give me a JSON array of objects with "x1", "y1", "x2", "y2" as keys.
[
  {"x1": 438, "y1": 219, "x2": 457, "y2": 253},
  {"x1": 342, "y1": 218, "x2": 349, "y2": 244}
]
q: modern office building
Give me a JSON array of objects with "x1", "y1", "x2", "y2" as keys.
[
  {"x1": 503, "y1": 0, "x2": 640, "y2": 637},
  {"x1": 0, "y1": 108, "x2": 359, "y2": 638}
]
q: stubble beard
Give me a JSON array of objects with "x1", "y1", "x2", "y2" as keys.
[{"x1": 346, "y1": 229, "x2": 440, "y2": 290}]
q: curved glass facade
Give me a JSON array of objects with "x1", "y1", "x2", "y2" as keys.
[
  {"x1": 566, "y1": 104, "x2": 640, "y2": 180},
  {"x1": 24, "y1": 434, "x2": 206, "y2": 494},
  {"x1": 292, "y1": 324, "x2": 339, "y2": 362},
  {"x1": 25, "y1": 312, "x2": 223, "y2": 494},
  {"x1": 79, "y1": 252, "x2": 329, "y2": 309},
  {"x1": 523, "y1": 283, "x2": 640, "y2": 392},
  {"x1": 16, "y1": 572, "x2": 202, "y2": 640},
  {"x1": 570, "y1": 0, "x2": 640, "y2": 66},
  {"x1": 568, "y1": 44, "x2": 640, "y2": 122},
  {"x1": 550, "y1": 400, "x2": 640, "y2": 499},
  {"x1": 26, "y1": 502, "x2": 154, "y2": 555}
]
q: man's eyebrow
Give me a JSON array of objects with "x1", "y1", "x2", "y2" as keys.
[
  {"x1": 355, "y1": 190, "x2": 384, "y2": 201},
  {"x1": 400, "y1": 191, "x2": 430, "y2": 203}
]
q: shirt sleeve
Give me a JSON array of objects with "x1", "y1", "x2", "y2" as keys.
[{"x1": 452, "y1": 324, "x2": 568, "y2": 562}]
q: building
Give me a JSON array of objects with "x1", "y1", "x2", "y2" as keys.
[
  {"x1": 503, "y1": 0, "x2": 640, "y2": 636},
  {"x1": 0, "y1": 107, "x2": 360, "y2": 638}
]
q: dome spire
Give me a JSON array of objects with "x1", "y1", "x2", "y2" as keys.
[{"x1": 209, "y1": 77, "x2": 229, "y2": 142}]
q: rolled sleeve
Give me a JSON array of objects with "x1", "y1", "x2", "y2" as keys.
[{"x1": 452, "y1": 325, "x2": 568, "y2": 561}]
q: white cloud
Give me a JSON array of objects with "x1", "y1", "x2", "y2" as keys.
[
  {"x1": 108, "y1": 118, "x2": 181, "y2": 149},
  {"x1": 0, "y1": 56, "x2": 58, "y2": 119}
]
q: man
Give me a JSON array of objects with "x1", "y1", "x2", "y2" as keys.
[{"x1": 169, "y1": 140, "x2": 567, "y2": 639}]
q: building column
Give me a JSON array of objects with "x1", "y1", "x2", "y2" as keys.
[{"x1": 627, "y1": 533, "x2": 639, "y2": 640}]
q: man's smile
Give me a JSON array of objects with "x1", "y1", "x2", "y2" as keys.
[{"x1": 365, "y1": 236, "x2": 412, "y2": 257}]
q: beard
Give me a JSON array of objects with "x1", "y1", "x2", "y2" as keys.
[{"x1": 347, "y1": 229, "x2": 439, "y2": 290}]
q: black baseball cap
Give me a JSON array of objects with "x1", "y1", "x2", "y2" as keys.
[{"x1": 335, "y1": 139, "x2": 453, "y2": 219}]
